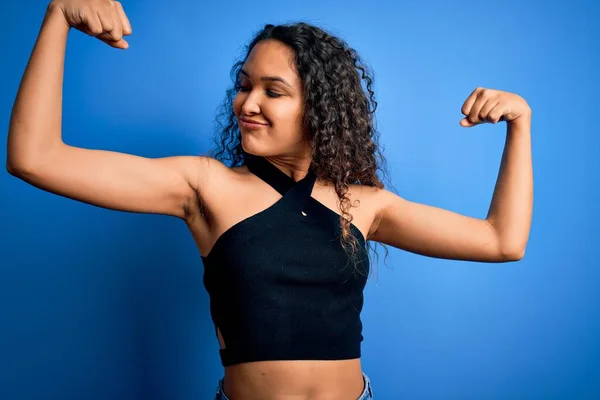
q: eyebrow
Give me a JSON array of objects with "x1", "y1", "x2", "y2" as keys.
[{"x1": 240, "y1": 69, "x2": 292, "y2": 88}]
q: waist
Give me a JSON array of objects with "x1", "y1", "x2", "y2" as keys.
[
  {"x1": 223, "y1": 359, "x2": 364, "y2": 400},
  {"x1": 219, "y1": 340, "x2": 362, "y2": 367}
]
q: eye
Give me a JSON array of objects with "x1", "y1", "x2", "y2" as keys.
[{"x1": 236, "y1": 82, "x2": 282, "y2": 98}]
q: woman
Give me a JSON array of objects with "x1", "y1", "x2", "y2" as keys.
[{"x1": 6, "y1": 1, "x2": 533, "y2": 399}]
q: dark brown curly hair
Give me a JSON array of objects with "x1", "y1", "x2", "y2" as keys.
[{"x1": 210, "y1": 22, "x2": 390, "y2": 271}]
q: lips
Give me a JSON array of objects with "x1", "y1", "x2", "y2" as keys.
[
  {"x1": 239, "y1": 117, "x2": 268, "y2": 129},
  {"x1": 239, "y1": 117, "x2": 268, "y2": 125}
]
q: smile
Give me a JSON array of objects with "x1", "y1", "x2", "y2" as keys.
[{"x1": 239, "y1": 119, "x2": 267, "y2": 129}]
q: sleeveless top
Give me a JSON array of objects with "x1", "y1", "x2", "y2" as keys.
[{"x1": 201, "y1": 155, "x2": 370, "y2": 367}]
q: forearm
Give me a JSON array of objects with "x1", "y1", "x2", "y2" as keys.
[
  {"x1": 486, "y1": 114, "x2": 533, "y2": 258},
  {"x1": 7, "y1": 3, "x2": 70, "y2": 172}
]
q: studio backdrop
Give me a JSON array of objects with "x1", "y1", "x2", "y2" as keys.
[{"x1": 1, "y1": 0, "x2": 598, "y2": 398}]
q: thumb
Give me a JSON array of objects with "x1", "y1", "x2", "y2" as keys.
[
  {"x1": 460, "y1": 118, "x2": 475, "y2": 127},
  {"x1": 100, "y1": 37, "x2": 130, "y2": 49}
]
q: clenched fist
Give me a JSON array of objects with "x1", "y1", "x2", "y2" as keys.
[
  {"x1": 459, "y1": 87, "x2": 531, "y2": 128},
  {"x1": 49, "y1": 0, "x2": 132, "y2": 49}
]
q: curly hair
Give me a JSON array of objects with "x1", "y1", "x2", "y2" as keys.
[{"x1": 210, "y1": 22, "x2": 390, "y2": 273}]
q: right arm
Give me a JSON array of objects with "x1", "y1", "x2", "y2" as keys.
[{"x1": 7, "y1": 1, "x2": 211, "y2": 219}]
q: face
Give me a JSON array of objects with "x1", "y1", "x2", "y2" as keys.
[{"x1": 233, "y1": 40, "x2": 308, "y2": 159}]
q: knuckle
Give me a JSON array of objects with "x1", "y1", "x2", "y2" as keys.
[
  {"x1": 89, "y1": 24, "x2": 103, "y2": 35},
  {"x1": 79, "y1": 5, "x2": 90, "y2": 20}
]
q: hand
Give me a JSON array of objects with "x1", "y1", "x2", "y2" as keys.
[
  {"x1": 459, "y1": 87, "x2": 531, "y2": 128},
  {"x1": 49, "y1": 0, "x2": 132, "y2": 49}
]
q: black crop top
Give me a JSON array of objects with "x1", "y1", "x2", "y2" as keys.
[{"x1": 201, "y1": 155, "x2": 370, "y2": 367}]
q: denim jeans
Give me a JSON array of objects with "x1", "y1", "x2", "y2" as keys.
[{"x1": 214, "y1": 371, "x2": 373, "y2": 399}]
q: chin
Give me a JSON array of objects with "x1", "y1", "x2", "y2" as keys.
[
  {"x1": 241, "y1": 133, "x2": 290, "y2": 158},
  {"x1": 241, "y1": 135, "x2": 268, "y2": 157}
]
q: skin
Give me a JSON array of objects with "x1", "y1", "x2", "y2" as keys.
[{"x1": 6, "y1": 1, "x2": 533, "y2": 399}]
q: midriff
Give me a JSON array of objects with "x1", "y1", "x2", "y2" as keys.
[{"x1": 223, "y1": 358, "x2": 365, "y2": 400}]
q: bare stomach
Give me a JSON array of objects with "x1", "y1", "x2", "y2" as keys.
[{"x1": 222, "y1": 359, "x2": 365, "y2": 400}]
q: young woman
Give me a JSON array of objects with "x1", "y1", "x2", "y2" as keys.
[{"x1": 6, "y1": 1, "x2": 533, "y2": 399}]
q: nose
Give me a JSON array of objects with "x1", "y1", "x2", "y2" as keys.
[{"x1": 240, "y1": 90, "x2": 261, "y2": 115}]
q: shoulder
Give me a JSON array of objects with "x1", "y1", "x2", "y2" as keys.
[
  {"x1": 170, "y1": 156, "x2": 245, "y2": 219},
  {"x1": 315, "y1": 180, "x2": 393, "y2": 213},
  {"x1": 311, "y1": 182, "x2": 391, "y2": 240},
  {"x1": 179, "y1": 156, "x2": 246, "y2": 193},
  {"x1": 346, "y1": 183, "x2": 393, "y2": 207},
  {"x1": 346, "y1": 184, "x2": 401, "y2": 238}
]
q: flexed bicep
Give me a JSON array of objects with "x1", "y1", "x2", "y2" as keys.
[{"x1": 369, "y1": 189, "x2": 515, "y2": 263}]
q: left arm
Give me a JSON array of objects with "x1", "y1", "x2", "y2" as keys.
[{"x1": 370, "y1": 88, "x2": 533, "y2": 262}]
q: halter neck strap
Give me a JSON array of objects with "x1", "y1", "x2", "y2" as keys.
[{"x1": 245, "y1": 155, "x2": 317, "y2": 213}]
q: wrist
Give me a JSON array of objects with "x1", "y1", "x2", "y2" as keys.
[
  {"x1": 507, "y1": 116, "x2": 531, "y2": 138},
  {"x1": 45, "y1": 1, "x2": 70, "y2": 30},
  {"x1": 509, "y1": 109, "x2": 531, "y2": 129}
]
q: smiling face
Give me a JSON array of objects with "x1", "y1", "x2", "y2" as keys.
[{"x1": 233, "y1": 40, "x2": 309, "y2": 159}]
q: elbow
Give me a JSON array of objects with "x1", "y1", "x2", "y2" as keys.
[
  {"x1": 6, "y1": 142, "x2": 60, "y2": 179},
  {"x1": 6, "y1": 156, "x2": 41, "y2": 181},
  {"x1": 6, "y1": 143, "x2": 33, "y2": 178},
  {"x1": 6, "y1": 133, "x2": 63, "y2": 178},
  {"x1": 6, "y1": 158, "x2": 23, "y2": 177},
  {"x1": 487, "y1": 220, "x2": 528, "y2": 262},
  {"x1": 499, "y1": 244, "x2": 526, "y2": 262}
]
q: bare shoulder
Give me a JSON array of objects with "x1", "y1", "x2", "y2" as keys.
[
  {"x1": 344, "y1": 183, "x2": 383, "y2": 208},
  {"x1": 347, "y1": 184, "x2": 389, "y2": 239},
  {"x1": 184, "y1": 156, "x2": 239, "y2": 193},
  {"x1": 359, "y1": 186, "x2": 402, "y2": 239},
  {"x1": 314, "y1": 182, "x2": 386, "y2": 240}
]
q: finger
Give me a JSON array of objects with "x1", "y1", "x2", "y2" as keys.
[
  {"x1": 108, "y1": 4, "x2": 123, "y2": 41},
  {"x1": 96, "y1": 7, "x2": 114, "y2": 34},
  {"x1": 97, "y1": 7, "x2": 122, "y2": 42},
  {"x1": 467, "y1": 93, "x2": 488, "y2": 125},
  {"x1": 98, "y1": 36, "x2": 130, "y2": 49},
  {"x1": 461, "y1": 87, "x2": 480, "y2": 116},
  {"x1": 83, "y1": 12, "x2": 103, "y2": 36},
  {"x1": 486, "y1": 103, "x2": 505, "y2": 124},
  {"x1": 114, "y1": 1, "x2": 133, "y2": 35},
  {"x1": 478, "y1": 99, "x2": 498, "y2": 122},
  {"x1": 459, "y1": 117, "x2": 475, "y2": 127}
]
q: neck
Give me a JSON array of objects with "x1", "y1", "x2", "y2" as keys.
[{"x1": 261, "y1": 155, "x2": 312, "y2": 182}]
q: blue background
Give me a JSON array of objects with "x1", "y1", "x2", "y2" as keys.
[{"x1": 2, "y1": 0, "x2": 599, "y2": 398}]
